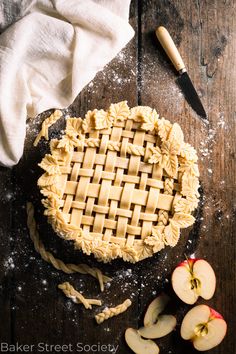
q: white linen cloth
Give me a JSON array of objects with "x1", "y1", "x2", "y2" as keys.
[{"x1": 0, "y1": 0, "x2": 134, "y2": 167}]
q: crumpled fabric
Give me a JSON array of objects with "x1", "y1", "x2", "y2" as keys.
[{"x1": 0, "y1": 0, "x2": 134, "y2": 166}]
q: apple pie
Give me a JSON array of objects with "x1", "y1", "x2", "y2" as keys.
[{"x1": 37, "y1": 101, "x2": 200, "y2": 263}]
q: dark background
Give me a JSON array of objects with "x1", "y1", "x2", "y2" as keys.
[{"x1": 0, "y1": 1, "x2": 235, "y2": 353}]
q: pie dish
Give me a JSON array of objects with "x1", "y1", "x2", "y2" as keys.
[{"x1": 37, "y1": 101, "x2": 200, "y2": 263}]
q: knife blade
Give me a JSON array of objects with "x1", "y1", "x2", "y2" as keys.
[
  {"x1": 156, "y1": 26, "x2": 207, "y2": 119},
  {"x1": 176, "y1": 71, "x2": 207, "y2": 119}
]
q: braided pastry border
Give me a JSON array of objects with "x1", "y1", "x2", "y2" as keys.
[
  {"x1": 58, "y1": 282, "x2": 102, "y2": 309},
  {"x1": 95, "y1": 299, "x2": 132, "y2": 324},
  {"x1": 37, "y1": 101, "x2": 200, "y2": 263},
  {"x1": 26, "y1": 202, "x2": 111, "y2": 290}
]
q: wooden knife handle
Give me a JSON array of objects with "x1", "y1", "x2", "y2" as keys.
[{"x1": 156, "y1": 26, "x2": 186, "y2": 72}]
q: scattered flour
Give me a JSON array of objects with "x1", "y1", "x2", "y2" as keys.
[{"x1": 4, "y1": 256, "x2": 15, "y2": 270}]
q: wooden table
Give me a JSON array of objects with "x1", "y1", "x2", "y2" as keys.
[{"x1": 0, "y1": 1, "x2": 235, "y2": 353}]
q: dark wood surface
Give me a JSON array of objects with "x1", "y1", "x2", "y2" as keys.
[{"x1": 0, "y1": 1, "x2": 235, "y2": 353}]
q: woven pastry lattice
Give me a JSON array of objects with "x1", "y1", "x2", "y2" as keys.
[{"x1": 38, "y1": 102, "x2": 200, "y2": 263}]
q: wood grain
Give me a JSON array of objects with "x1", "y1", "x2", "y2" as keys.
[
  {"x1": 138, "y1": 1, "x2": 236, "y2": 354},
  {"x1": 0, "y1": 1, "x2": 235, "y2": 353}
]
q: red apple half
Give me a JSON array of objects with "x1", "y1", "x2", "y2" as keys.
[
  {"x1": 171, "y1": 259, "x2": 216, "y2": 304},
  {"x1": 180, "y1": 305, "x2": 227, "y2": 351}
]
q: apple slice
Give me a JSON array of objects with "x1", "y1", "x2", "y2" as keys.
[
  {"x1": 171, "y1": 259, "x2": 216, "y2": 304},
  {"x1": 181, "y1": 305, "x2": 227, "y2": 351},
  {"x1": 138, "y1": 294, "x2": 176, "y2": 339},
  {"x1": 139, "y1": 314, "x2": 176, "y2": 339},
  {"x1": 144, "y1": 293, "x2": 170, "y2": 327},
  {"x1": 125, "y1": 328, "x2": 159, "y2": 354}
]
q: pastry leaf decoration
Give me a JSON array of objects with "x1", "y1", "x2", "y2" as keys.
[
  {"x1": 38, "y1": 154, "x2": 60, "y2": 175},
  {"x1": 109, "y1": 101, "x2": 130, "y2": 123},
  {"x1": 168, "y1": 123, "x2": 184, "y2": 151},
  {"x1": 121, "y1": 245, "x2": 138, "y2": 263},
  {"x1": 148, "y1": 143, "x2": 179, "y2": 178},
  {"x1": 57, "y1": 134, "x2": 84, "y2": 152},
  {"x1": 162, "y1": 153, "x2": 178, "y2": 178},
  {"x1": 66, "y1": 118, "x2": 83, "y2": 137},
  {"x1": 134, "y1": 242, "x2": 153, "y2": 260},
  {"x1": 140, "y1": 109, "x2": 159, "y2": 131},
  {"x1": 94, "y1": 109, "x2": 113, "y2": 130},
  {"x1": 50, "y1": 139, "x2": 71, "y2": 164},
  {"x1": 180, "y1": 142, "x2": 198, "y2": 162},
  {"x1": 162, "y1": 123, "x2": 184, "y2": 155},
  {"x1": 42, "y1": 196, "x2": 61, "y2": 216},
  {"x1": 148, "y1": 124, "x2": 184, "y2": 178},
  {"x1": 148, "y1": 146, "x2": 162, "y2": 164},
  {"x1": 181, "y1": 172, "x2": 200, "y2": 197},
  {"x1": 164, "y1": 221, "x2": 180, "y2": 247},
  {"x1": 171, "y1": 212, "x2": 195, "y2": 228},
  {"x1": 91, "y1": 243, "x2": 109, "y2": 261},
  {"x1": 40, "y1": 185, "x2": 62, "y2": 198},
  {"x1": 157, "y1": 117, "x2": 172, "y2": 141},
  {"x1": 179, "y1": 159, "x2": 200, "y2": 177},
  {"x1": 130, "y1": 106, "x2": 153, "y2": 122},
  {"x1": 145, "y1": 226, "x2": 165, "y2": 252},
  {"x1": 82, "y1": 110, "x2": 97, "y2": 133},
  {"x1": 173, "y1": 195, "x2": 199, "y2": 213},
  {"x1": 38, "y1": 173, "x2": 58, "y2": 187}
]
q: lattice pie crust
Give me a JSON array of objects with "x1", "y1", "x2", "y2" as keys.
[{"x1": 38, "y1": 102, "x2": 200, "y2": 263}]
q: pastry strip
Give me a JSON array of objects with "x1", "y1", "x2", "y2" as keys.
[
  {"x1": 95, "y1": 299, "x2": 132, "y2": 324},
  {"x1": 26, "y1": 202, "x2": 111, "y2": 291},
  {"x1": 34, "y1": 110, "x2": 62, "y2": 146},
  {"x1": 58, "y1": 282, "x2": 102, "y2": 309}
]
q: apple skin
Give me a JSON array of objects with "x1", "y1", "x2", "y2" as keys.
[
  {"x1": 180, "y1": 305, "x2": 227, "y2": 351},
  {"x1": 177, "y1": 258, "x2": 200, "y2": 268},
  {"x1": 209, "y1": 307, "x2": 224, "y2": 320},
  {"x1": 171, "y1": 258, "x2": 216, "y2": 304}
]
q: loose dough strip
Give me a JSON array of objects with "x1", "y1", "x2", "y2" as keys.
[
  {"x1": 26, "y1": 202, "x2": 111, "y2": 291},
  {"x1": 33, "y1": 110, "x2": 62, "y2": 146},
  {"x1": 95, "y1": 299, "x2": 132, "y2": 324},
  {"x1": 58, "y1": 282, "x2": 102, "y2": 309}
]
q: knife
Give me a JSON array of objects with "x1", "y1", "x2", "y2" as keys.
[{"x1": 156, "y1": 26, "x2": 207, "y2": 119}]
